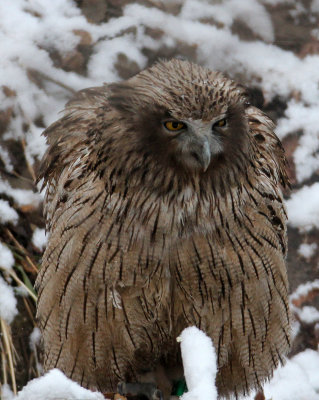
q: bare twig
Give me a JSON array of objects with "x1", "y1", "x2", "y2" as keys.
[
  {"x1": 5, "y1": 228, "x2": 39, "y2": 274},
  {"x1": 3, "y1": 269, "x2": 37, "y2": 302},
  {"x1": 23, "y1": 297, "x2": 36, "y2": 325},
  {"x1": 27, "y1": 68, "x2": 76, "y2": 95}
]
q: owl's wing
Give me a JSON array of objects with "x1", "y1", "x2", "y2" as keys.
[
  {"x1": 246, "y1": 105, "x2": 290, "y2": 189},
  {"x1": 36, "y1": 90, "x2": 170, "y2": 385},
  {"x1": 38, "y1": 86, "x2": 110, "y2": 227}
]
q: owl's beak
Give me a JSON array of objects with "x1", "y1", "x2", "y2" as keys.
[
  {"x1": 183, "y1": 122, "x2": 220, "y2": 172},
  {"x1": 200, "y1": 139, "x2": 211, "y2": 172},
  {"x1": 191, "y1": 137, "x2": 211, "y2": 172}
]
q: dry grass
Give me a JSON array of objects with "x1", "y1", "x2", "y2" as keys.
[
  {"x1": 0, "y1": 227, "x2": 40, "y2": 395},
  {"x1": 1, "y1": 317, "x2": 17, "y2": 394}
]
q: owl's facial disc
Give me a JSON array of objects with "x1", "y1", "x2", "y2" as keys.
[{"x1": 163, "y1": 118, "x2": 225, "y2": 172}]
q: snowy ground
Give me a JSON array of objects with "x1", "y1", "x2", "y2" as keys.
[{"x1": 1, "y1": 0, "x2": 319, "y2": 399}]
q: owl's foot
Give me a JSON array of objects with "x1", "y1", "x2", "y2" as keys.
[{"x1": 117, "y1": 382, "x2": 163, "y2": 400}]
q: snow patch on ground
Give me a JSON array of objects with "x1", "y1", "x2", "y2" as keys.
[
  {"x1": 178, "y1": 327, "x2": 319, "y2": 400},
  {"x1": 13, "y1": 369, "x2": 104, "y2": 400},
  {"x1": 260, "y1": 350, "x2": 319, "y2": 400},
  {"x1": 242, "y1": 351, "x2": 319, "y2": 399},
  {"x1": 1, "y1": 384, "x2": 15, "y2": 400}
]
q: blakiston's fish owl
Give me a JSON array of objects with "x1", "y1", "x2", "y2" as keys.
[{"x1": 36, "y1": 59, "x2": 290, "y2": 399}]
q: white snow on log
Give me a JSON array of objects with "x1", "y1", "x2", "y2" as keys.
[
  {"x1": 14, "y1": 369, "x2": 105, "y2": 400},
  {"x1": 178, "y1": 326, "x2": 218, "y2": 400}
]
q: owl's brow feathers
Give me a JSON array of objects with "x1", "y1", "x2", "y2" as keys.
[{"x1": 106, "y1": 80, "x2": 251, "y2": 181}]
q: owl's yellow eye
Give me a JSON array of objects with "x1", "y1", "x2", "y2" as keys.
[
  {"x1": 164, "y1": 121, "x2": 186, "y2": 131},
  {"x1": 214, "y1": 118, "x2": 227, "y2": 128}
]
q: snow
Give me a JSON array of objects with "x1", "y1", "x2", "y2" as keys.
[
  {"x1": 0, "y1": 276, "x2": 18, "y2": 324},
  {"x1": 29, "y1": 327, "x2": 43, "y2": 375},
  {"x1": 290, "y1": 279, "x2": 319, "y2": 305},
  {"x1": 178, "y1": 327, "x2": 218, "y2": 400},
  {"x1": 298, "y1": 242, "x2": 318, "y2": 259},
  {"x1": 29, "y1": 327, "x2": 41, "y2": 351},
  {"x1": 290, "y1": 318, "x2": 301, "y2": 342},
  {"x1": 0, "y1": 181, "x2": 42, "y2": 207},
  {"x1": 24, "y1": 125, "x2": 48, "y2": 166},
  {"x1": 261, "y1": 0, "x2": 294, "y2": 4},
  {"x1": 286, "y1": 183, "x2": 319, "y2": 232},
  {"x1": 178, "y1": 328, "x2": 319, "y2": 400},
  {"x1": 290, "y1": 280, "x2": 319, "y2": 324},
  {"x1": 0, "y1": 241, "x2": 15, "y2": 270},
  {"x1": 1, "y1": 384, "x2": 15, "y2": 400},
  {"x1": 276, "y1": 101, "x2": 319, "y2": 181},
  {"x1": 0, "y1": 145, "x2": 13, "y2": 172},
  {"x1": 0, "y1": 199, "x2": 19, "y2": 225},
  {"x1": 297, "y1": 306, "x2": 319, "y2": 324},
  {"x1": 32, "y1": 228, "x2": 47, "y2": 251},
  {"x1": 180, "y1": 0, "x2": 274, "y2": 42},
  {"x1": 251, "y1": 350, "x2": 319, "y2": 400},
  {"x1": 12, "y1": 369, "x2": 104, "y2": 400}
]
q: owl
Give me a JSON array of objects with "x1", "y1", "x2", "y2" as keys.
[{"x1": 36, "y1": 59, "x2": 290, "y2": 399}]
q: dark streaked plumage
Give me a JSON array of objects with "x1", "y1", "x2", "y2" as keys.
[{"x1": 36, "y1": 59, "x2": 290, "y2": 399}]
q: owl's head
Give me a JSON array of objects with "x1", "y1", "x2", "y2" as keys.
[{"x1": 108, "y1": 59, "x2": 251, "y2": 175}]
